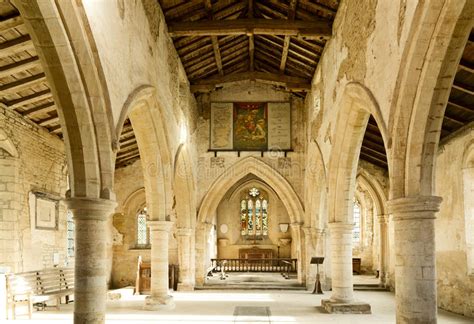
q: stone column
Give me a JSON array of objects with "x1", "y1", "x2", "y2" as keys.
[
  {"x1": 377, "y1": 214, "x2": 389, "y2": 286},
  {"x1": 194, "y1": 222, "x2": 212, "y2": 287},
  {"x1": 322, "y1": 222, "x2": 370, "y2": 313},
  {"x1": 388, "y1": 196, "x2": 442, "y2": 324},
  {"x1": 328, "y1": 222, "x2": 354, "y2": 302},
  {"x1": 65, "y1": 197, "x2": 117, "y2": 324},
  {"x1": 176, "y1": 227, "x2": 194, "y2": 291},
  {"x1": 144, "y1": 220, "x2": 174, "y2": 310},
  {"x1": 289, "y1": 223, "x2": 303, "y2": 284}
]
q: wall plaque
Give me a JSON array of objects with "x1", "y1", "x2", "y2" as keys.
[
  {"x1": 210, "y1": 102, "x2": 233, "y2": 150},
  {"x1": 210, "y1": 102, "x2": 291, "y2": 151}
]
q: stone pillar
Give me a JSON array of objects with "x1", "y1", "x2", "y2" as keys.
[
  {"x1": 176, "y1": 227, "x2": 194, "y2": 291},
  {"x1": 388, "y1": 196, "x2": 442, "y2": 324},
  {"x1": 322, "y1": 222, "x2": 370, "y2": 313},
  {"x1": 290, "y1": 223, "x2": 303, "y2": 284},
  {"x1": 328, "y1": 222, "x2": 354, "y2": 303},
  {"x1": 144, "y1": 220, "x2": 174, "y2": 310},
  {"x1": 65, "y1": 197, "x2": 117, "y2": 324},
  {"x1": 377, "y1": 214, "x2": 389, "y2": 286},
  {"x1": 195, "y1": 222, "x2": 212, "y2": 287}
]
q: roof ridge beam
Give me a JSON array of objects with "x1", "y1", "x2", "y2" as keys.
[{"x1": 168, "y1": 19, "x2": 331, "y2": 40}]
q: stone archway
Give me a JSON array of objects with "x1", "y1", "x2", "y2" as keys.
[
  {"x1": 195, "y1": 157, "x2": 304, "y2": 286},
  {"x1": 14, "y1": 2, "x2": 118, "y2": 322},
  {"x1": 387, "y1": 1, "x2": 473, "y2": 322},
  {"x1": 356, "y1": 171, "x2": 390, "y2": 287},
  {"x1": 324, "y1": 82, "x2": 389, "y2": 308},
  {"x1": 118, "y1": 85, "x2": 177, "y2": 308}
]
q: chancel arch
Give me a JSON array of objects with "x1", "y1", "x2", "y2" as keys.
[{"x1": 196, "y1": 157, "x2": 305, "y2": 285}]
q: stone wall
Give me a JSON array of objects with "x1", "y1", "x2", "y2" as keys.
[
  {"x1": 196, "y1": 82, "x2": 306, "y2": 205},
  {"x1": 435, "y1": 128, "x2": 474, "y2": 317},
  {"x1": 0, "y1": 106, "x2": 68, "y2": 273}
]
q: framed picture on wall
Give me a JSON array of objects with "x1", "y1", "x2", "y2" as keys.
[{"x1": 31, "y1": 192, "x2": 59, "y2": 230}]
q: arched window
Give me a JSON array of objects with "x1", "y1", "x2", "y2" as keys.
[
  {"x1": 66, "y1": 210, "x2": 74, "y2": 257},
  {"x1": 137, "y1": 207, "x2": 149, "y2": 246},
  {"x1": 240, "y1": 187, "x2": 268, "y2": 237},
  {"x1": 353, "y1": 201, "x2": 361, "y2": 244}
]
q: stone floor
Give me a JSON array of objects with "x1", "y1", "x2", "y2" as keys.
[{"x1": 7, "y1": 289, "x2": 472, "y2": 323}]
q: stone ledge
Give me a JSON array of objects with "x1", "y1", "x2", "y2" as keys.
[{"x1": 321, "y1": 299, "x2": 371, "y2": 314}]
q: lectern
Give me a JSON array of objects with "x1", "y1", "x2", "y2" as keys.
[{"x1": 310, "y1": 257, "x2": 324, "y2": 294}]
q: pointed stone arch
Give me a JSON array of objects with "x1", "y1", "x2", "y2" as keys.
[
  {"x1": 197, "y1": 157, "x2": 304, "y2": 225},
  {"x1": 119, "y1": 85, "x2": 174, "y2": 221}
]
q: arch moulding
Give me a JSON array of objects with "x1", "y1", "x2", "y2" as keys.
[{"x1": 197, "y1": 157, "x2": 304, "y2": 225}]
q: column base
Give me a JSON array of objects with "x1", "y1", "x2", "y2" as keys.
[
  {"x1": 177, "y1": 283, "x2": 194, "y2": 291},
  {"x1": 321, "y1": 299, "x2": 371, "y2": 314},
  {"x1": 143, "y1": 295, "x2": 175, "y2": 310}
]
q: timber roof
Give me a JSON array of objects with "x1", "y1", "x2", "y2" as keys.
[{"x1": 0, "y1": 2, "x2": 472, "y2": 171}]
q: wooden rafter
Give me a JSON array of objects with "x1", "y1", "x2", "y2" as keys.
[
  {"x1": 0, "y1": 35, "x2": 33, "y2": 59},
  {"x1": 204, "y1": 0, "x2": 224, "y2": 76},
  {"x1": 190, "y1": 71, "x2": 310, "y2": 92},
  {"x1": 447, "y1": 100, "x2": 474, "y2": 114},
  {"x1": 459, "y1": 60, "x2": 474, "y2": 73},
  {"x1": 0, "y1": 73, "x2": 46, "y2": 95},
  {"x1": 248, "y1": 0, "x2": 255, "y2": 71},
  {"x1": 0, "y1": 56, "x2": 40, "y2": 78},
  {"x1": 280, "y1": 0, "x2": 298, "y2": 72},
  {"x1": 452, "y1": 81, "x2": 474, "y2": 96},
  {"x1": 0, "y1": 15, "x2": 22, "y2": 33},
  {"x1": 167, "y1": 19, "x2": 331, "y2": 39},
  {"x1": 5, "y1": 89, "x2": 51, "y2": 109},
  {"x1": 22, "y1": 102, "x2": 56, "y2": 117}
]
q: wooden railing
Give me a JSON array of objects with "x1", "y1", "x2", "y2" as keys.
[{"x1": 210, "y1": 258, "x2": 297, "y2": 273}]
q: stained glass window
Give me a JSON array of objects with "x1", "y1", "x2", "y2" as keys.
[
  {"x1": 137, "y1": 207, "x2": 149, "y2": 246},
  {"x1": 353, "y1": 201, "x2": 361, "y2": 244},
  {"x1": 66, "y1": 210, "x2": 74, "y2": 257},
  {"x1": 240, "y1": 187, "x2": 268, "y2": 238}
]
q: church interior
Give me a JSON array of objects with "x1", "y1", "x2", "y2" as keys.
[{"x1": 0, "y1": 0, "x2": 473, "y2": 323}]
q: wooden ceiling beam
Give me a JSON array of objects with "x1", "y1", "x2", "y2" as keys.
[
  {"x1": 280, "y1": 0, "x2": 298, "y2": 73},
  {"x1": 204, "y1": 0, "x2": 224, "y2": 76},
  {"x1": 359, "y1": 152, "x2": 388, "y2": 169},
  {"x1": 117, "y1": 148, "x2": 140, "y2": 159},
  {"x1": 0, "y1": 73, "x2": 46, "y2": 95},
  {"x1": 116, "y1": 153, "x2": 141, "y2": 165},
  {"x1": 38, "y1": 115, "x2": 59, "y2": 126},
  {"x1": 0, "y1": 56, "x2": 40, "y2": 78},
  {"x1": 248, "y1": 0, "x2": 255, "y2": 71},
  {"x1": 0, "y1": 35, "x2": 34, "y2": 59},
  {"x1": 459, "y1": 60, "x2": 474, "y2": 73},
  {"x1": 361, "y1": 145, "x2": 387, "y2": 160},
  {"x1": 452, "y1": 81, "x2": 474, "y2": 96},
  {"x1": 447, "y1": 100, "x2": 474, "y2": 114},
  {"x1": 190, "y1": 71, "x2": 310, "y2": 92},
  {"x1": 0, "y1": 15, "x2": 23, "y2": 33},
  {"x1": 213, "y1": 1, "x2": 248, "y2": 20},
  {"x1": 443, "y1": 114, "x2": 466, "y2": 126},
  {"x1": 168, "y1": 19, "x2": 331, "y2": 39},
  {"x1": 299, "y1": 0, "x2": 337, "y2": 16},
  {"x1": 22, "y1": 101, "x2": 55, "y2": 117},
  {"x1": 6, "y1": 89, "x2": 51, "y2": 109},
  {"x1": 119, "y1": 136, "x2": 137, "y2": 147}
]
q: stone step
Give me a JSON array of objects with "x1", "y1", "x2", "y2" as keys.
[
  {"x1": 107, "y1": 286, "x2": 135, "y2": 300},
  {"x1": 197, "y1": 285, "x2": 306, "y2": 290},
  {"x1": 353, "y1": 284, "x2": 389, "y2": 291}
]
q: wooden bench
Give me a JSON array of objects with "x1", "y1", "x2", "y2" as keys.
[{"x1": 5, "y1": 267, "x2": 74, "y2": 319}]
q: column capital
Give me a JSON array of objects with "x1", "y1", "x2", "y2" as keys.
[
  {"x1": 328, "y1": 222, "x2": 353, "y2": 232},
  {"x1": 388, "y1": 196, "x2": 442, "y2": 220},
  {"x1": 65, "y1": 197, "x2": 117, "y2": 221},
  {"x1": 148, "y1": 220, "x2": 174, "y2": 232},
  {"x1": 176, "y1": 227, "x2": 194, "y2": 236}
]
